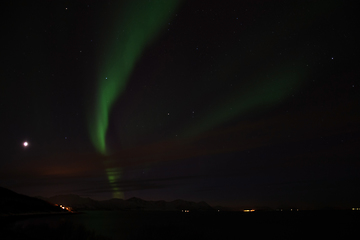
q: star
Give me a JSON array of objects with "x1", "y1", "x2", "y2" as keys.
[{"x1": 23, "y1": 141, "x2": 28, "y2": 147}]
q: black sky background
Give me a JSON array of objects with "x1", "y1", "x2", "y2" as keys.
[{"x1": 1, "y1": 0, "x2": 360, "y2": 209}]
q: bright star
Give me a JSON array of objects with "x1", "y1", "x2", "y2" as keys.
[{"x1": 23, "y1": 141, "x2": 28, "y2": 147}]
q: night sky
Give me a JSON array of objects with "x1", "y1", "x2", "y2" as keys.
[{"x1": 1, "y1": 0, "x2": 359, "y2": 210}]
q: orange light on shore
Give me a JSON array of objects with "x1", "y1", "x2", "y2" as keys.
[{"x1": 243, "y1": 209, "x2": 255, "y2": 212}]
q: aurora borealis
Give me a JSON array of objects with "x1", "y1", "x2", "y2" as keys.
[
  {"x1": 88, "y1": 0, "x2": 180, "y2": 198},
  {"x1": 1, "y1": 0, "x2": 359, "y2": 209},
  {"x1": 88, "y1": 0, "x2": 180, "y2": 155}
]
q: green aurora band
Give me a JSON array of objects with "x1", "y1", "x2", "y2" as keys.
[
  {"x1": 88, "y1": 1, "x2": 308, "y2": 199},
  {"x1": 88, "y1": 1, "x2": 180, "y2": 198},
  {"x1": 184, "y1": 65, "x2": 306, "y2": 137}
]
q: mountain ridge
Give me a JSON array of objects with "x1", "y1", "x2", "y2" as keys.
[
  {"x1": 0, "y1": 187, "x2": 66, "y2": 216},
  {"x1": 38, "y1": 194, "x2": 216, "y2": 212}
]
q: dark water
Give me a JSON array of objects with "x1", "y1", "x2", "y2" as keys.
[{"x1": 2, "y1": 210, "x2": 360, "y2": 239}]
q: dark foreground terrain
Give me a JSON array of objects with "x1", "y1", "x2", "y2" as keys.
[{"x1": 1, "y1": 210, "x2": 359, "y2": 240}]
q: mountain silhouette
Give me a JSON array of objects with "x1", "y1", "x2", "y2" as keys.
[
  {"x1": 0, "y1": 187, "x2": 65, "y2": 216},
  {"x1": 39, "y1": 194, "x2": 215, "y2": 211}
]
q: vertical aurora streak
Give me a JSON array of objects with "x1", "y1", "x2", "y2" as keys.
[
  {"x1": 89, "y1": 0, "x2": 180, "y2": 154},
  {"x1": 88, "y1": 1, "x2": 180, "y2": 198}
]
